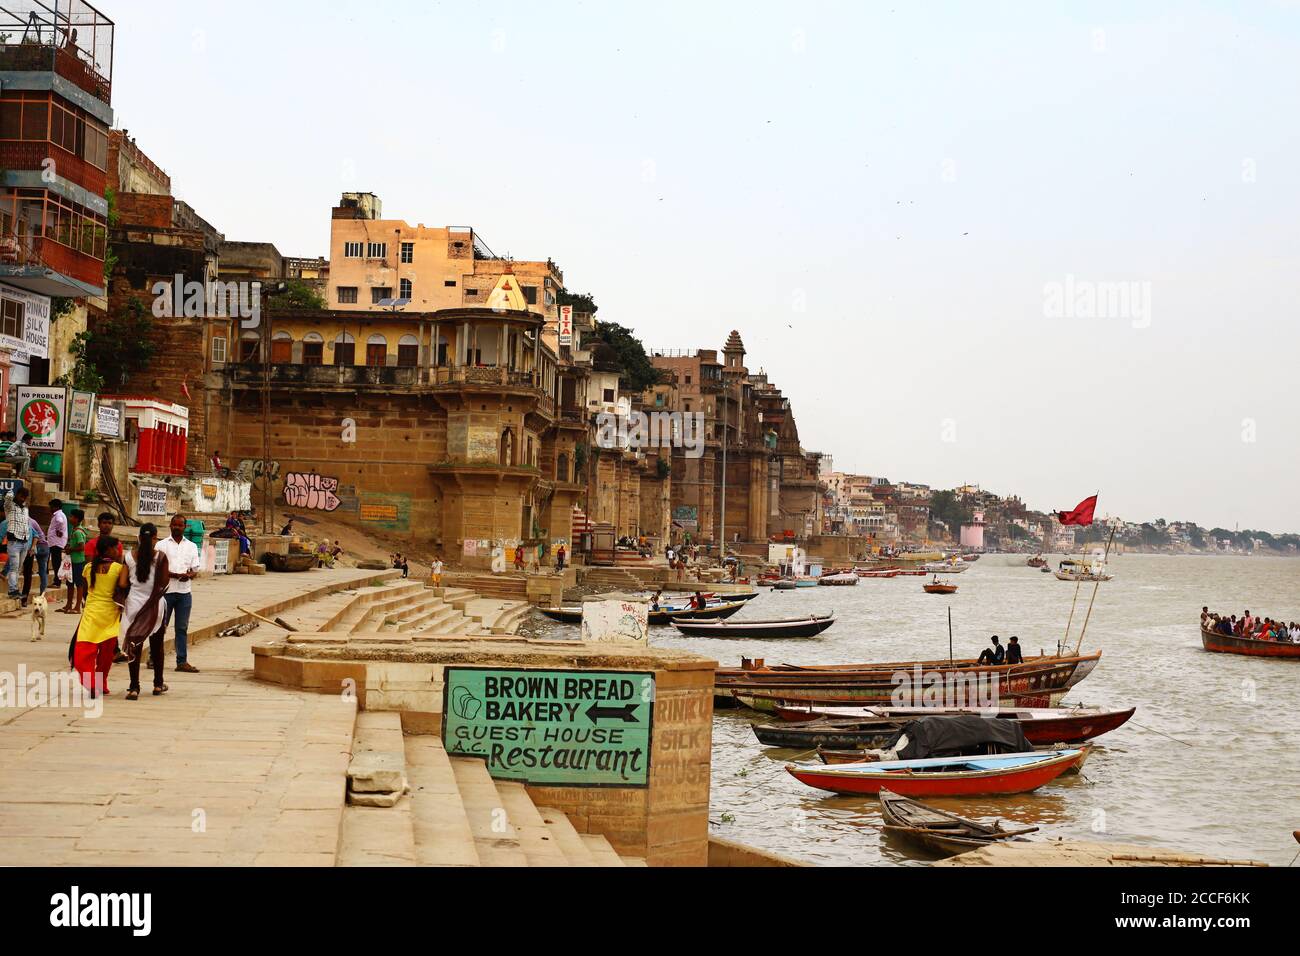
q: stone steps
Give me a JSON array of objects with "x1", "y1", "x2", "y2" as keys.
[
  {"x1": 448, "y1": 757, "x2": 529, "y2": 867},
  {"x1": 404, "y1": 736, "x2": 480, "y2": 866},
  {"x1": 337, "y1": 711, "x2": 415, "y2": 866}
]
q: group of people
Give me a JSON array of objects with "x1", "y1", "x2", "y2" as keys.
[
  {"x1": 391, "y1": 553, "x2": 410, "y2": 578},
  {"x1": 1202, "y1": 607, "x2": 1300, "y2": 643},
  {"x1": 977, "y1": 634, "x2": 1026, "y2": 666}
]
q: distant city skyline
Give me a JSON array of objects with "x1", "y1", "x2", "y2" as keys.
[{"x1": 109, "y1": 0, "x2": 1300, "y2": 532}]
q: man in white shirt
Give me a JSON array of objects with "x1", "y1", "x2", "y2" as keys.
[
  {"x1": 4, "y1": 487, "x2": 31, "y2": 598},
  {"x1": 156, "y1": 514, "x2": 203, "y2": 673},
  {"x1": 45, "y1": 499, "x2": 68, "y2": 589}
]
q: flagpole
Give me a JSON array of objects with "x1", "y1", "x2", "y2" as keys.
[
  {"x1": 1060, "y1": 492, "x2": 1097, "y2": 653},
  {"x1": 1075, "y1": 524, "x2": 1116, "y2": 655}
]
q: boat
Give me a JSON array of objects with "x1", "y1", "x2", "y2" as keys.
[
  {"x1": 1026, "y1": 555, "x2": 1047, "y2": 569},
  {"x1": 819, "y1": 573, "x2": 859, "y2": 587},
  {"x1": 772, "y1": 580, "x2": 798, "y2": 591},
  {"x1": 717, "y1": 651, "x2": 1103, "y2": 711},
  {"x1": 877, "y1": 790, "x2": 1038, "y2": 857},
  {"x1": 794, "y1": 578, "x2": 819, "y2": 588},
  {"x1": 818, "y1": 744, "x2": 1093, "y2": 775},
  {"x1": 923, "y1": 559, "x2": 968, "y2": 574},
  {"x1": 923, "y1": 581, "x2": 959, "y2": 595},
  {"x1": 1054, "y1": 558, "x2": 1113, "y2": 582},
  {"x1": 961, "y1": 554, "x2": 982, "y2": 563},
  {"x1": 770, "y1": 703, "x2": 1136, "y2": 745},
  {"x1": 856, "y1": 569, "x2": 900, "y2": 579},
  {"x1": 672, "y1": 614, "x2": 836, "y2": 639},
  {"x1": 538, "y1": 599, "x2": 747, "y2": 626},
  {"x1": 1200, "y1": 626, "x2": 1300, "y2": 659},
  {"x1": 786, "y1": 749, "x2": 1086, "y2": 797},
  {"x1": 262, "y1": 552, "x2": 318, "y2": 572},
  {"x1": 752, "y1": 717, "x2": 904, "y2": 750}
]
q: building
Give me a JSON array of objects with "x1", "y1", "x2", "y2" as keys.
[{"x1": 0, "y1": 2, "x2": 115, "y2": 406}]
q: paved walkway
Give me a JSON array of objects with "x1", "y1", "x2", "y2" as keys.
[{"x1": 0, "y1": 569, "x2": 385, "y2": 866}]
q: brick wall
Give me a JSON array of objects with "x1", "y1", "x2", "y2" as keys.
[{"x1": 115, "y1": 192, "x2": 174, "y2": 230}]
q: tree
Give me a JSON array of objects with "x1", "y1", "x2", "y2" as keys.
[
  {"x1": 558, "y1": 289, "x2": 598, "y2": 315},
  {"x1": 928, "y1": 490, "x2": 973, "y2": 533},
  {"x1": 591, "y1": 321, "x2": 659, "y2": 392},
  {"x1": 266, "y1": 279, "x2": 325, "y2": 311},
  {"x1": 71, "y1": 297, "x2": 157, "y2": 391}
]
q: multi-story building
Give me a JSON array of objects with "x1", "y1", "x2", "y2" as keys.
[
  {"x1": 0, "y1": 2, "x2": 114, "y2": 401},
  {"x1": 324, "y1": 193, "x2": 563, "y2": 335}
]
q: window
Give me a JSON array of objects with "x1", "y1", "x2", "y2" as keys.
[
  {"x1": 302, "y1": 333, "x2": 324, "y2": 366},
  {"x1": 523, "y1": 286, "x2": 538, "y2": 306},
  {"x1": 334, "y1": 333, "x2": 355, "y2": 366},
  {"x1": 210, "y1": 335, "x2": 227, "y2": 365},
  {"x1": 343, "y1": 242, "x2": 363, "y2": 258},
  {"x1": 444, "y1": 280, "x2": 456, "y2": 287},
  {"x1": 271, "y1": 332, "x2": 292, "y2": 363},
  {"x1": 603, "y1": 388, "x2": 615, "y2": 403},
  {"x1": 337, "y1": 286, "x2": 358, "y2": 304},
  {"x1": 685, "y1": 375, "x2": 692, "y2": 385},
  {"x1": 371, "y1": 287, "x2": 392, "y2": 304},
  {"x1": 465, "y1": 288, "x2": 478, "y2": 297},
  {"x1": 400, "y1": 242, "x2": 414, "y2": 263},
  {"x1": 397, "y1": 334, "x2": 419, "y2": 367},
  {"x1": 366, "y1": 334, "x2": 388, "y2": 367},
  {"x1": 1, "y1": 298, "x2": 23, "y2": 339},
  {"x1": 399, "y1": 278, "x2": 412, "y2": 299},
  {"x1": 239, "y1": 332, "x2": 260, "y2": 363},
  {"x1": 366, "y1": 242, "x2": 386, "y2": 259}
]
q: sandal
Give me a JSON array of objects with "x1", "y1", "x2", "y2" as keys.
[
  {"x1": 153, "y1": 684, "x2": 169, "y2": 696},
  {"x1": 125, "y1": 689, "x2": 139, "y2": 701}
]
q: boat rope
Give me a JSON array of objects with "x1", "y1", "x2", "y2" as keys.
[
  {"x1": 1129, "y1": 720, "x2": 1194, "y2": 747},
  {"x1": 1074, "y1": 526, "x2": 1117, "y2": 655},
  {"x1": 732, "y1": 749, "x2": 819, "y2": 799}
]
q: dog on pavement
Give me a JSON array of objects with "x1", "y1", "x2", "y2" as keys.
[{"x1": 30, "y1": 593, "x2": 47, "y2": 642}]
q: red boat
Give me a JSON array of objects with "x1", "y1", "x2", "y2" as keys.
[
  {"x1": 772, "y1": 703, "x2": 1136, "y2": 745},
  {"x1": 787, "y1": 749, "x2": 1086, "y2": 797},
  {"x1": 1201, "y1": 627, "x2": 1300, "y2": 659}
]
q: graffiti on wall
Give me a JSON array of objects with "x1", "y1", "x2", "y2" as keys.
[
  {"x1": 283, "y1": 472, "x2": 342, "y2": 512},
  {"x1": 238, "y1": 459, "x2": 282, "y2": 482}
]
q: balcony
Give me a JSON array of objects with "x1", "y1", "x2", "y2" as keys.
[
  {"x1": 0, "y1": 230, "x2": 104, "y2": 297},
  {"x1": 0, "y1": 141, "x2": 107, "y2": 196},
  {"x1": 431, "y1": 365, "x2": 541, "y2": 388},
  {"x1": 228, "y1": 362, "x2": 422, "y2": 388},
  {"x1": 0, "y1": 2, "x2": 115, "y2": 105}
]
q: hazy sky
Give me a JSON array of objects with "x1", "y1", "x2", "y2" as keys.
[{"x1": 109, "y1": 0, "x2": 1300, "y2": 532}]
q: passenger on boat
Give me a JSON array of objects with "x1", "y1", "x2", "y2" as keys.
[
  {"x1": 1216, "y1": 616, "x2": 1235, "y2": 636},
  {"x1": 1006, "y1": 636, "x2": 1024, "y2": 666},
  {"x1": 691, "y1": 591, "x2": 706, "y2": 610},
  {"x1": 1201, "y1": 606, "x2": 1211, "y2": 629},
  {"x1": 650, "y1": 590, "x2": 663, "y2": 612},
  {"x1": 977, "y1": 636, "x2": 1005, "y2": 666}
]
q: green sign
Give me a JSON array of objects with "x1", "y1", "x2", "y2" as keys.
[{"x1": 442, "y1": 667, "x2": 655, "y2": 788}]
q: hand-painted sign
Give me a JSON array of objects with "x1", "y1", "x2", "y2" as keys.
[
  {"x1": 283, "y1": 472, "x2": 341, "y2": 512},
  {"x1": 442, "y1": 667, "x2": 655, "y2": 788},
  {"x1": 558, "y1": 305, "x2": 574, "y2": 346},
  {"x1": 68, "y1": 391, "x2": 95, "y2": 435},
  {"x1": 137, "y1": 484, "x2": 168, "y2": 517},
  {"x1": 16, "y1": 386, "x2": 66, "y2": 451},
  {"x1": 94, "y1": 404, "x2": 122, "y2": 439},
  {"x1": 0, "y1": 284, "x2": 51, "y2": 359}
]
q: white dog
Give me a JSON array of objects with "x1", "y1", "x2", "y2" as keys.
[{"x1": 30, "y1": 593, "x2": 47, "y2": 642}]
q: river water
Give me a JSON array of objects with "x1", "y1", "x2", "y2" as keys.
[{"x1": 541, "y1": 554, "x2": 1300, "y2": 866}]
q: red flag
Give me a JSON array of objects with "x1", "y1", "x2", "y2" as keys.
[
  {"x1": 181, "y1": 382, "x2": 191, "y2": 401},
  {"x1": 1057, "y1": 495, "x2": 1098, "y2": 526}
]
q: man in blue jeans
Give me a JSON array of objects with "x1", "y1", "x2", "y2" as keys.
[
  {"x1": 156, "y1": 514, "x2": 202, "y2": 673},
  {"x1": 3, "y1": 487, "x2": 32, "y2": 599}
]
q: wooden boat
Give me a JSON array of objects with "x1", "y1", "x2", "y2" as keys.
[
  {"x1": 262, "y1": 552, "x2": 318, "y2": 572},
  {"x1": 752, "y1": 717, "x2": 903, "y2": 750},
  {"x1": 1026, "y1": 555, "x2": 1047, "y2": 568},
  {"x1": 961, "y1": 554, "x2": 982, "y2": 563},
  {"x1": 672, "y1": 614, "x2": 835, "y2": 639},
  {"x1": 1054, "y1": 559, "x2": 1113, "y2": 582},
  {"x1": 856, "y1": 569, "x2": 900, "y2": 579},
  {"x1": 771, "y1": 703, "x2": 1136, "y2": 745},
  {"x1": 1201, "y1": 626, "x2": 1300, "y2": 659},
  {"x1": 923, "y1": 582, "x2": 959, "y2": 595},
  {"x1": 717, "y1": 652, "x2": 1103, "y2": 711},
  {"x1": 539, "y1": 599, "x2": 746, "y2": 626},
  {"x1": 786, "y1": 749, "x2": 1085, "y2": 797},
  {"x1": 878, "y1": 790, "x2": 1037, "y2": 856},
  {"x1": 819, "y1": 743, "x2": 1093, "y2": 775},
  {"x1": 795, "y1": 578, "x2": 819, "y2": 588},
  {"x1": 772, "y1": 580, "x2": 798, "y2": 591},
  {"x1": 819, "y1": 573, "x2": 859, "y2": 587},
  {"x1": 923, "y1": 560, "x2": 968, "y2": 574}
]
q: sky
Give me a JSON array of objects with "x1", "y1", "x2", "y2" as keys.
[{"x1": 106, "y1": 0, "x2": 1300, "y2": 532}]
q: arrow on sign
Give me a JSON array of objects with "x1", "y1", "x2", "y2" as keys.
[{"x1": 585, "y1": 703, "x2": 640, "y2": 724}]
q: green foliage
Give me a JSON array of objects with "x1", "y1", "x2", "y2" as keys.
[
  {"x1": 54, "y1": 330, "x2": 104, "y2": 393},
  {"x1": 70, "y1": 297, "x2": 156, "y2": 391},
  {"x1": 592, "y1": 321, "x2": 659, "y2": 392},
  {"x1": 573, "y1": 443, "x2": 587, "y2": 474},
  {"x1": 928, "y1": 490, "x2": 973, "y2": 532},
  {"x1": 558, "y1": 289, "x2": 598, "y2": 315},
  {"x1": 656, "y1": 456, "x2": 671, "y2": 480},
  {"x1": 266, "y1": 280, "x2": 325, "y2": 311}
]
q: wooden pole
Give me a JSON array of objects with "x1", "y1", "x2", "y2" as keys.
[
  {"x1": 1075, "y1": 525, "x2": 1117, "y2": 655},
  {"x1": 948, "y1": 606, "x2": 954, "y2": 666}
]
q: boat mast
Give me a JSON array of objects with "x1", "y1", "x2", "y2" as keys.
[{"x1": 1074, "y1": 524, "x2": 1117, "y2": 655}]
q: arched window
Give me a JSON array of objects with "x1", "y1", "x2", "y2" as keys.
[
  {"x1": 239, "y1": 330, "x2": 260, "y2": 363},
  {"x1": 271, "y1": 330, "x2": 292, "y2": 363},
  {"x1": 302, "y1": 332, "x2": 324, "y2": 366},
  {"x1": 397, "y1": 334, "x2": 419, "y2": 367},
  {"x1": 366, "y1": 333, "x2": 388, "y2": 367},
  {"x1": 334, "y1": 331, "x2": 355, "y2": 366},
  {"x1": 499, "y1": 428, "x2": 515, "y2": 467},
  {"x1": 556, "y1": 452, "x2": 569, "y2": 483}
]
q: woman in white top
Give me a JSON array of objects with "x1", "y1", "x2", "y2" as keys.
[{"x1": 120, "y1": 524, "x2": 171, "y2": 700}]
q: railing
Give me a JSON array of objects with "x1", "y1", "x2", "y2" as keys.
[
  {"x1": 0, "y1": 141, "x2": 107, "y2": 195},
  {"x1": 229, "y1": 363, "x2": 421, "y2": 387},
  {"x1": 0, "y1": 42, "x2": 111, "y2": 105},
  {"x1": 431, "y1": 366, "x2": 541, "y2": 388},
  {"x1": 0, "y1": 232, "x2": 104, "y2": 291}
]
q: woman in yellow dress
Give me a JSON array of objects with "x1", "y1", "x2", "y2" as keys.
[{"x1": 70, "y1": 536, "x2": 127, "y2": 697}]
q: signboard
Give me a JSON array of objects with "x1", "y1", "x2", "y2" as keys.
[
  {"x1": 15, "y1": 386, "x2": 66, "y2": 451},
  {"x1": 94, "y1": 404, "x2": 122, "y2": 439},
  {"x1": 442, "y1": 667, "x2": 655, "y2": 788},
  {"x1": 0, "y1": 479, "x2": 24, "y2": 500},
  {"x1": 212, "y1": 538, "x2": 231, "y2": 575},
  {"x1": 0, "y1": 284, "x2": 51, "y2": 359},
  {"x1": 558, "y1": 305, "x2": 574, "y2": 346},
  {"x1": 68, "y1": 391, "x2": 95, "y2": 435},
  {"x1": 137, "y1": 484, "x2": 168, "y2": 517},
  {"x1": 673, "y1": 506, "x2": 699, "y2": 532}
]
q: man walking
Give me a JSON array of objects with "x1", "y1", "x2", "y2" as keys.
[
  {"x1": 46, "y1": 499, "x2": 66, "y2": 598},
  {"x1": 3, "y1": 487, "x2": 32, "y2": 599},
  {"x1": 157, "y1": 514, "x2": 202, "y2": 674}
]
